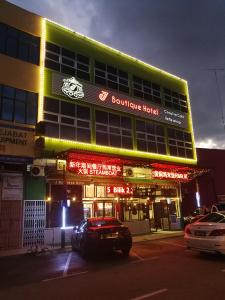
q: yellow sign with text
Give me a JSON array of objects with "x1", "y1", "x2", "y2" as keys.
[{"x1": 0, "y1": 127, "x2": 35, "y2": 157}]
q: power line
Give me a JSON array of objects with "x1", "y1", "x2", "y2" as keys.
[{"x1": 207, "y1": 68, "x2": 225, "y2": 131}]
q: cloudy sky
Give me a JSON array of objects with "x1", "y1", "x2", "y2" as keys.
[{"x1": 8, "y1": 0, "x2": 225, "y2": 149}]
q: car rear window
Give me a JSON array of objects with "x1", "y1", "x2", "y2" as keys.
[
  {"x1": 88, "y1": 219, "x2": 122, "y2": 227},
  {"x1": 198, "y1": 212, "x2": 225, "y2": 223}
]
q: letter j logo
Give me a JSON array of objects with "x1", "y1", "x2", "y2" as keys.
[{"x1": 99, "y1": 91, "x2": 109, "y2": 101}]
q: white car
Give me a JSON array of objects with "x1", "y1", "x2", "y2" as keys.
[{"x1": 184, "y1": 212, "x2": 225, "y2": 254}]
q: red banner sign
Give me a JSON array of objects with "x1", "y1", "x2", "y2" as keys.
[
  {"x1": 67, "y1": 159, "x2": 122, "y2": 176},
  {"x1": 106, "y1": 186, "x2": 133, "y2": 195},
  {"x1": 153, "y1": 170, "x2": 188, "y2": 180}
]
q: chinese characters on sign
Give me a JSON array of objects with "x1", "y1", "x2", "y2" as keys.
[
  {"x1": 67, "y1": 160, "x2": 122, "y2": 176},
  {"x1": 106, "y1": 186, "x2": 133, "y2": 195},
  {"x1": 153, "y1": 170, "x2": 188, "y2": 180}
]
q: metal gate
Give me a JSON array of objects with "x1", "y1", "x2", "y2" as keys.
[{"x1": 23, "y1": 200, "x2": 46, "y2": 248}]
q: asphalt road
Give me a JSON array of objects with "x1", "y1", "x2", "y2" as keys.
[{"x1": 1, "y1": 237, "x2": 225, "y2": 300}]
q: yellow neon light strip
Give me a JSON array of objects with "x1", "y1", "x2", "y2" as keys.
[
  {"x1": 46, "y1": 19, "x2": 186, "y2": 83},
  {"x1": 184, "y1": 82, "x2": 197, "y2": 161},
  {"x1": 44, "y1": 137, "x2": 197, "y2": 165},
  {"x1": 38, "y1": 18, "x2": 46, "y2": 122}
]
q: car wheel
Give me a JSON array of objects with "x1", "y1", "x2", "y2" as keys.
[{"x1": 121, "y1": 247, "x2": 131, "y2": 256}]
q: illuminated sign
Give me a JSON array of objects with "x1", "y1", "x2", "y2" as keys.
[
  {"x1": 153, "y1": 170, "x2": 188, "y2": 181},
  {"x1": 52, "y1": 73, "x2": 188, "y2": 129},
  {"x1": 106, "y1": 186, "x2": 133, "y2": 195},
  {"x1": 67, "y1": 160, "x2": 122, "y2": 176},
  {"x1": 61, "y1": 77, "x2": 84, "y2": 100}
]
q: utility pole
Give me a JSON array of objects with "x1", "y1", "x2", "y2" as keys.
[{"x1": 207, "y1": 68, "x2": 225, "y2": 131}]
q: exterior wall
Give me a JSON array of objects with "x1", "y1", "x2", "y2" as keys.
[
  {"x1": 0, "y1": 0, "x2": 41, "y2": 36},
  {"x1": 0, "y1": 1, "x2": 42, "y2": 250}
]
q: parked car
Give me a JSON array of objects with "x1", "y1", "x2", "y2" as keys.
[
  {"x1": 184, "y1": 212, "x2": 225, "y2": 254},
  {"x1": 71, "y1": 217, "x2": 132, "y2": 257},
  {"x1": 211, "y1": 203, "x2": 225, "y2": 213},
  {"x1": 183, "y1": 214, "x2": 205, "y2": 227}
]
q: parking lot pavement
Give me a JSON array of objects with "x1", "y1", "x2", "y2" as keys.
[{"x1": 0, "y1": 230, "x2": 184, "y2": 258}]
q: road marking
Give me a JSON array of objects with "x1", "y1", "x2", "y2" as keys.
[
  {"x1": 63, "y1": 252, "x2": 72, "y2": 277},
  {"x1": 159, "y1": 241, "x2": 186, "y2": 248},
  {"x1": 42, "y1": 271, "x2": 88, "y2": 282},
  {"x1": 131, "y1": 288, "x2": 168, "y2": 300},
  {"x1": 130, "y1": 256, "x2": 159, "y2": 264},
  {"x1": 131, "y1": 250, "x2": 145, "y2": 260}
]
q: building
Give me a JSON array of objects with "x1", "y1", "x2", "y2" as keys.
[
  {"x1": 181, "y1": 148, "x2": 225, "y2": 216},
  {"x1": 0, "y1": 0, "x2": 197, "y2": 250}
]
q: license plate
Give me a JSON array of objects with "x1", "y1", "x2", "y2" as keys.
[
  {"x1": 194, "y1": 230, "x2": 206, "y2": 237},
  {"x1": 101, "y1": 233, "x2": 118, "y2": 239}
]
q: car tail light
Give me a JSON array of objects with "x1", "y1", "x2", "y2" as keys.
[
  {"x1": 209, "y1": 229, "x2": 225, "y2": 236},
  {"x1": 185, "y1": 226, "x2": 192, "y2": 235}
]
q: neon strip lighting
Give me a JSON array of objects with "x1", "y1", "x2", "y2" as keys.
[
  {"x1": 196, "y1": 192, "x2": 201, "y2": 208},
  {"x1": 62, "y1": 206, "x2": 66, "y2": 228},
  {"x1": 38, "y1": 18, "x2": 46, "y2": 122},
  {"x1": 60, "y1": 226, "x2": 73, "y2": 230},
  {"x1": 44, "y1": 137, "x2": 197, "y2": 165},
  {"x1": 46, "y1": 19, "x2": 186, "y2": 83},
  {"x1": 184, "y1": 82, "x2": 197, "y2": 161}
]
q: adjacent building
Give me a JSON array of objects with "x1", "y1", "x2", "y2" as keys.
[{"x1": 0, "y1": 0, "x2": 197, "y2": 250}]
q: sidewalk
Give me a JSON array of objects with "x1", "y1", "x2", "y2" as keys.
[{"x1": 0, "y1": 230, "x2": 184, "y2": 257}]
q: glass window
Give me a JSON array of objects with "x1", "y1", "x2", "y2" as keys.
[
  {"x1": 0, "y1": 85, "x2": 37, "y2": 125},
  {"x1": 27, "y1": 93, "x2": 37, "y2": 125},
  {"x1": 77, "y1": 105, "x2": 90, "y2": 120},
  {"x1": 61, "y1": 101, "x2": 75, "y2": 117},
  {"x1": 44, "y1": 97, "x2": 59, "y2": 114},
  {"x1": 15, "y1": 100, "x2": 26, "y2": 123},
  {"x1": 0, "y1": 23, "x2": 39, "y2": 65},
  {"x1": 109, "y1": 113, "x2": 120, "y2": 126},
  {"x1": 6, "y1": 37, "x2": 17, "y2": 57},
  {"x1": 60, "y1": 125, "x2": 75, "y2": 140},
  {"x1": 96, "y1": 110, "x2": 108, "y2": 123},
  {"x1": 77, "y1": 128, "x2": 90, "y2": 143},
  {"x1": 96, "y1": 131, "x2": 108, "y2": 145},
  {"x1": 2, "y1": 98, "x2": 13, "y2": 121}
]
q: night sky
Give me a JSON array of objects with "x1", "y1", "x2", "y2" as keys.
[{"x1": 8, "y1": 0, "x2": 225, "y2": 149}]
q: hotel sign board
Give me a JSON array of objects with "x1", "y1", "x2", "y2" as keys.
[{"x1": 52, "y1": 73, "x2": 189, "y2": 130}]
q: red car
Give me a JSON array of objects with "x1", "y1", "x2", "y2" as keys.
[{"x1": 71, "y1": 217, "x2": 132, "y2": 257}]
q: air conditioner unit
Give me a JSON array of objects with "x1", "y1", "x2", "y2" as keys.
[
  {"x1": 125, "y1": 168, "x2": 134, "y2": 177},
  {"x1": 30, "y1": 165, "x2": 45, "y2": 177}
]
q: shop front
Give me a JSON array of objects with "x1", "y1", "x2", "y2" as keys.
[{"x1": 44, "y1": 151, "x2": 190, "y2": 238}]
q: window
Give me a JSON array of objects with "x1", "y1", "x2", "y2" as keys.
[
  {"x1": 95, "y1": 110, "x2": 132, "y2": 149},
  {"x1": 0, "y1": 85, "x2": 37, "y2": 125},
  {"x1": 45, "y1": 42, "x2": 90, "y2": 81},
  {"x1": 0, "y1": 22, "x2": 40, "y2": 65},
  {"x1": 167, "y1": 128, "x2": 193, "y2": 158},
  {"x1": 94, "y1": 61, "x2": 129, "y2": 94},
  {"x1": 43, "y1": 97, "x2": 91, "y2": 143},
  {"x1": 132, "y1": 76, "x2": 161, "y2": 105},
  {"x1": 136, "y1": 120, "x2": 166, "y2": 154},
  {"x1": 163, "y1": 88, "x2": 188, "y2": 112}
]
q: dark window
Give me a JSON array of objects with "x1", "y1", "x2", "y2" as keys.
[
  {"x1": 136, "y1": 120, "x2": 166, "y2": 154},
  {"x1": 77, "y1": 128, "x2": 90, "y2": 143},
  {"x1": 45, "y1": 43, "x2": 90, "y2": 81},
  {"x1": 61, "y1": 125, "x2": 75, "y2": 140},
  {"x1": 44, "y1": 97, "x2": 59, "y2": 113},
  {"x1": 163, "y1": 87, "x2": 188, "y2": 112},
  {"x1": 96, "y1": 110, "x2": 108, "y2": 123},
  {"x1": 61, "y1": 101, "x2": 75, "y2": 117},
  {"x1": 95, "y1": 110, "x2": 132, "y2": 149},
  {"x1": 0, "y1": 85, "x2": 37, "y2": 125},
  {"x1": 0, "y1": 22, "x2": 40, "y2": 65},
  {"x1": 77, "y1": 105, "x2": 90, "y2": 120},
  {"x1": 45, "y1": 122, "x2": 59, "y2": 138},
  {"x1": 167, "y1": 128, "x2": 193, "y2": 158}
]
